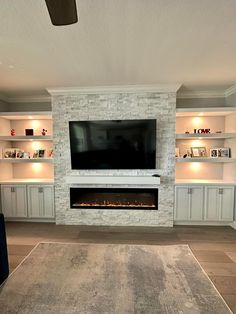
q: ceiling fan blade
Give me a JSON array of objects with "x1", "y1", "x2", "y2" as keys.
[{"x1": 45, "y1": 0, "x2": 78, "y2": 26}]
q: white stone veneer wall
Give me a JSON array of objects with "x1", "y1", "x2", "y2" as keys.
[{"x1": 52, "y1": 92, "x2": 176, "y2": 226}]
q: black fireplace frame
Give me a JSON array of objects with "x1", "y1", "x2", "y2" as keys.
[{"x1": 70, "y1": 187, "x2": 158, "y2": 210}]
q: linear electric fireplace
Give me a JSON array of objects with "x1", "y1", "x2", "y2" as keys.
[{"x1": 70, "y1": 188, "x2": 158, "y2": 210}]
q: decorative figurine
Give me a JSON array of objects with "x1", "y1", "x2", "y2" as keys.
[
  {"x1": 41, "y1": 128, "x2": 47, "y2": 136},
  {"x1": 10, "y1": 129, "x2": 16, "y2": 136}
]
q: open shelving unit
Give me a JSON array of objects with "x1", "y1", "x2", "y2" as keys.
[
  {"x1": 0, "y1": 158, "x2": 54, "y2": 163},
  {"x1": 0, "y1": 112, "x2": 54, "y2": 182},
  {"x1": 0, "y1": 135, "x2": 52, "y2": 141},
  {"x1": 176, "y1": 157, "x2": 236, "y2": 163},
  {"x1": 175, "y1": 107, "x2": 236, "y2": 183},
  {"x1": 176, "y1": 133, "x2": 236, "y2": 140}
]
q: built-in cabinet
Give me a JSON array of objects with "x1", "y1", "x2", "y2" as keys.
[
  {"x1": 175, "y1": 186, "x2": 204, "y2": 221},
  {"x1": 1, "y1": 185, "x2": 27, "y2": 218},
  {"x1": 175, "y1": 108, "x2": 236, "y2": 227},
  {"x1": 175, "y1": 185, "x2": 234, "y2": 223},
  {"x1": 204, "y1": 186, "x2": 234, "y2": 221},
  {"x1": 1, "y1": 184, "x2": 54, "y2": 220},
  {"x1": 176, "y1": 108, "x2": 236, "y2": 182},
  {"x1": 27, "y1": 185, "x2": 54, "y2": 219},
  {"x1": 0, "y1": 112, "x2": 54, "y2": 180}
]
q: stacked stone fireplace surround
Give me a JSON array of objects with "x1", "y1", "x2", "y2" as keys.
[{"x1": 52, "y1": 89, "x2": 176, "y2": 226}]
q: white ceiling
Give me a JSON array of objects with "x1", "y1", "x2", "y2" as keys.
[{"x1": 0, "y1": 0, "x2": 236, "y2": 98}]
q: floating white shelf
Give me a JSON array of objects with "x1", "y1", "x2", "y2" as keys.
[
  {"x1": 176, "y1": 157, "x2": 236, "y2": 163},
  {"x1": 0, "y1": 136, "x2": 52, "y2": 141},
  {"x1": 175, "y1": 179, "x2": 236, "y2": 185},
  {"x1": 0, "y1": 111, "x2": 52, "y2": 120},
  {"x1": 176, "y1": 133, "x2": 236, "y2": 140},
  {"x1": 176, "y1": 107, "x2": 236, "y2": 116},
  {"x1": 0, "y1": 158, "x2": 54, "y2": 163}
]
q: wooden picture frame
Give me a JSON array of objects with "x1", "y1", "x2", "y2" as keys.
[
  {"x1": 190, "y1": 147, "x2": 207, "y2": 157},
  {"x1": 210, "y1": 149, "x2": 218, "y2": 158},
  {"x1": 218, "y1": 148, "x2": 230, "y2": 158}
]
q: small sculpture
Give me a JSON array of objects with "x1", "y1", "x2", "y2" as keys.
[
  {"x1": 41, "y1": 128, "x2": 47, "y2": 136},
  {"x1": 11, "y1": 129, "x2": 16, "y2": 136}
]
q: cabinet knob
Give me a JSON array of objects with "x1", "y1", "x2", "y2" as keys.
[{"x1": 38, "y1": 187, "x2": 43, "y2": 193}]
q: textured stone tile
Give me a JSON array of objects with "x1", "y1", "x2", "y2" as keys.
[{"x1": 52, "y1": 92, "x2": 176, "y2": 226}]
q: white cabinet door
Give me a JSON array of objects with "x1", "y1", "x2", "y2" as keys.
[
  {"x1": 204, "y1": 187, "x2": 219, "y2": 221},
  {"x1": 219, "y1": 187, "x2": 234, "y2": 221},
  {"x1": 175, "y1": 186, "x2": 190, "y2": 220},
  {"x1": 175, "y1": 186, "x2": 204, "y2": 221},
  {"x1": 205, "y1": 186, "x2": 234, "y2": 221},
  {"x1": 189, "y1": 187, "x2": 204, "y2": 221},
  {"x1": 28, "y1": 185, "x2": 54, "y2": 219},
  {"x1": 1, "y1": 185, "x2": 27, "y2": 218}
]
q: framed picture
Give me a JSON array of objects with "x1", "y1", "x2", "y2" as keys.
[
  {"x1": 25, "y1": 129, "x2": 34, "y2": 136},
  {"x1": 210, "y1": 149, "x2": 218, "y2": 158},
  {"x1": 33, "y1": 150, "x2": 39, "y2": 158},
  {"x1": 3, "y1": 148, "x2": 17, "y2": 158},
  {"x1": 186, "y1": 149, "x2": 192, "y2": 158},
  {"x1": 218, "y1": 148, "x2": 230, "y2": 158},
  {"x1": 23, "y1": 152, "x2": 30, "y2": 159},
  {"x1": 3, "y1": 148, "x2": 24, "y2": 159},
  {"x1": 38, "y1": 149, "x2": 45, "y2": 158},
  {"x1": 191, "y1": 147, "x2": 207, "y2": 157},
  {"x1": 16, "y1": 149, "x2": 24, "y2": 158},
  {"x1": 175, "y1": 147, "x2": 180, "y2": 157}
]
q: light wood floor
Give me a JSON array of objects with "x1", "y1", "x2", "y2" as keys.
[{"x1": 5, "y1": 222, "x2": 236, "y2": 313}]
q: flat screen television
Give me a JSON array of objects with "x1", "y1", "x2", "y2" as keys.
[{"x1": 69, "y1": 119, "x2": 156, "y2": 169}]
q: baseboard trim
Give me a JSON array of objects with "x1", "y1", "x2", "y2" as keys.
[
  {"x1": 5, "y1": 218, "x2": 55, "y2": 223},
  {"x1": 229, "y1": 221, "x2": 236, "y2": 230},
  {"x1": 174, "y1": 221, "x2": 232, "y2": 226}
]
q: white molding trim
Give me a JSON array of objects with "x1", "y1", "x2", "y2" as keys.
[
  {"x1": 7, "y1": 95, "x2": 51, "y2": 103},
  {"x1": 177, "y1": 90, "x2": 225, "y2": 99},
  {"x1": 0, "y1": 94, "x2": 51, "y2": 103},
  {"x1": 225, "y1": 84, "x2": 236, "y2": 97},
  {"x1": 176, "y1": 106, "x2": 236, "y2": 113},
  {"x1": 65, "y1": 175, "x2": 160, "y2": 186},
  {"x1": 2, "y1": 83, "x2": 235, "y2": 102},
  {"x1": 230, "y1": 221, "x2": 236, "y2": 230},
  {"x1": 174, "y1": 221, "x2": 233, "y2": 226},
  {"x1": 47, "y1": 84, "x2": 182, "y2": 95}
]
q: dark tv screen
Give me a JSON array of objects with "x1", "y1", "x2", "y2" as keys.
[{"x1": 69, "y1": 119, "x2": 156, "y2": 169}]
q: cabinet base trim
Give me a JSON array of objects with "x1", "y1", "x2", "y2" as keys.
[
  {"x1": 5, "y1": 218, "x2": 55, "y2": 223},
  {"x1": 230, "y1": 221, "x2": 236, "y2": 230},
  {"x1": 174, "y1": 221, "x2": 233, "y2": 226}
]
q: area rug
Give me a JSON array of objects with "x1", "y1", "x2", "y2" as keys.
[{"x1": 0, "y1": 243, "x2": 231, "y2": 314}]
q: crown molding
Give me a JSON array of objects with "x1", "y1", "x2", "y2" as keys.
[
  {"x1": 2, "y1": 83, "x2": 235, "y2": 102},
  {"x1": 177, "y1": 90, "x2": 225, "y2": 99},
  {"x1": 225, "y1": 84, "x2": 236, "y2": 97},
  {"x1": 7, "y1": 95, "x2": 51, "y2": 103},
  {"x1": 0, "y1": 95, "x2": 51, "y2": 103},
  {"x1": 47, "y1": 84, "x2": 182, "y2": 96}
]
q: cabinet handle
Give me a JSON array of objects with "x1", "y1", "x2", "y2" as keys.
[
  {"x1": 38, "y1": 187, "x2": 43, "y2": 193},
  {"x1": 188, "y1": 188, "x2": 192, "y2": 194},
  {"x1": 219, "y1": 188, "x2": 223, "y2": 195},
  {"x1": 11, "y1": 187, "x2": 15, "y2": 193}
]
